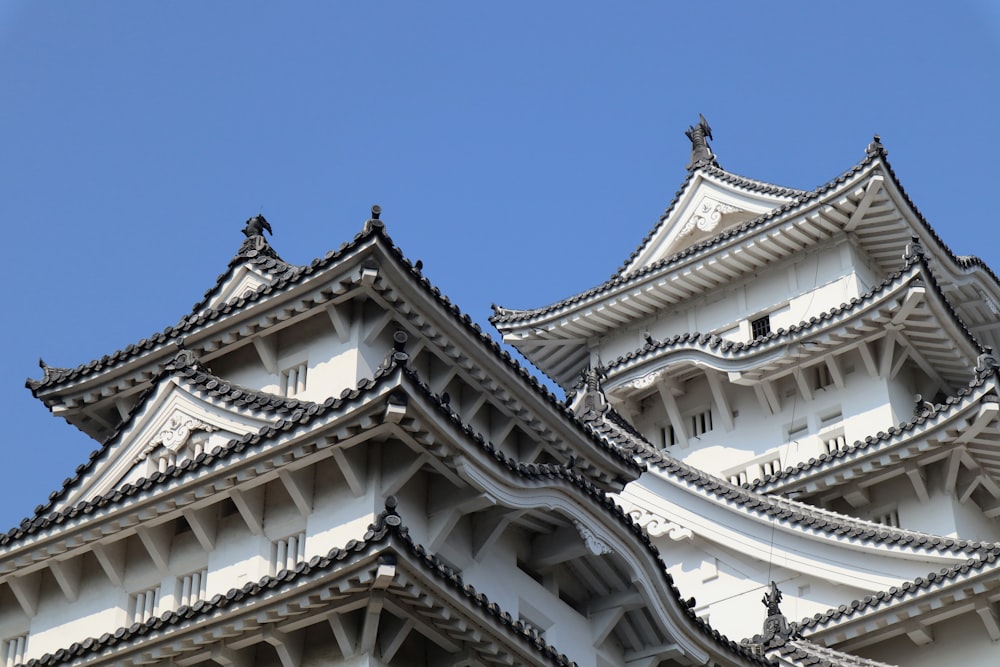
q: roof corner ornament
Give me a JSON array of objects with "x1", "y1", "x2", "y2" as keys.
[
  {"x1": 903, "y1": 236, "x2": 924, "y2": 262},
  {"x1": 242, "y1": 214, "x2": 273, "y2": 251},
  {"x1": 867, "y1": 133, "x2": 887, "y2": 157},
  {"x1": 975, "y1": 346, "x2": 998, "y2": 381},
  {"x1": 685, "y1": 114, "x2": 717, "y2": 171},
  {"x1": 364, "y1": 204, "x2": 384, "y2": 233},
  {"x1": 759, "y1": 581, "x2": 795, "y2": 643}
]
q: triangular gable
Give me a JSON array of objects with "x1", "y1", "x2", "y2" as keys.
[
  {"x1": 55, "y1": 377, "x2": 278, "y2": 512},
  {"x1": 623, "y1": 170, "x2": 798, "y2": 275},
  {"x1": 202, "y1": 262, "x2": 274, "y2": 312}
]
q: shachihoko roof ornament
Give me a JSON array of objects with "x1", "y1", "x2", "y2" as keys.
[{"x1": 685, "y1": 113, "x2": 719, "y2": 171}]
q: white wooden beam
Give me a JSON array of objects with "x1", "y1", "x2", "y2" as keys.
[
  {"x1": 879, "y1": 331, "x2": 897, "y2": 378},
  {"x1": 825, "y1": 355, "x2": 846, "y2": 390},
  {"x1": 944, "y1": 447, "x2": 965, "y2": 495},
  {"x1": 363, "y1": 310, "x2": 395, "y2": 346},
  {"x1": 49, "y1": 557, "x2": 82, "y2": 602},
  {"x1": 889, "y1": 345, "x2": 911, "y2": 380},
  {"x1": 530, "y1": 526, "x2": 589, "y2": 569},
  {"x1": 252, "y1": 335, "x2": 279, "y2": 375},
  {"x1": 360, "y1": 592, "x2": 386, "y2": 655},
  {"x1": 843, "y1": 485, "x2": 871, "y2": 508},
  {"x1": 904, "y1": 620, "x2": 934, "y2": 645},
  {"x1": 471, "y1": 508, "x2": 522, "y2": 561},
  {"x1": 325, "y1": 304, "x2": 352, "y2": 343},
  {"x1": 976, "y1": 601, "x2": 1000, "y2": 641},
  {"x1": 7, "y1": 571, "x2": 40, "y2": 617},
  {"x1": 137, "y1": 523, "x2": 174, "y2": 574},
  {"x1": 328, "y1": 613, "x2": 360, "y2": 658},
  {"x1": 657, "y1": 384, "x2": 689, "y2": 448},
  {"x1": 792, "y1": 367, "x2": 813, "y2": 402},
  {"x1": 230, "y1": 487, "x2": 265, "y2": 536},
  {"x1": 182, "y1": 506, "x2": 217, "y2": 552},
  {"x1": 957, "y1": 403, "x2": 1000, "y2": 444},
  {"x1": 904, "y1": 461, "x2": 930, "y2": 503},
  {"x1": 211, "y1": 645, "x2": 253, "y2": 667},
  {"x1": 590, "y1": 607, "x2": 625, "y2": 647},
  {"x1": 278, "y1": 467, "x2": 315, "y2": 519},
  {"x1": 892, "y1": 287, "x2": 924, "y2": 326},
  {"x1": 960, "y1": 475, "x2": 983, "y2": 504},
  {"x1": 761, "y1": 380, "x2": 781, "y2": 414},
  {"x1": 704, "y1": 371, "x2": 734, "y2": 432},
  {"x1": 92, "y1": 540, "x2": 127, "y2": 587},
  {"x1": 379, "y1": 616, "x2": 414, "y2": 663},
  {"x1": 332, "y1": 447, "x2": 367, "y2": 498},
  {"x1": 857, "y1": 339, "x2": 879, "y2": 377},
  {"x1": 845, "y1": 175, "x2": 884, "y2": 232},
  {"x1": 262, "y1": 627, "x2": 304, "y2": 667}
]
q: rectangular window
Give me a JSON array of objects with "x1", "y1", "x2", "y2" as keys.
[
  {"x1": 761, "y1": 456, "x2": 782, "y2": 477},
  {"x1": 130, "y1": 585, "x2": 161, "y2": 624},
  {"x1": 2, "y1": 634, "x2": 27, "y2": 667},
  {"x1": 690, "y1": 409, "x2": 713, "y2": 437},
  {"x1": 280, "y1": 363, "x2": 308, "y2": 397},
  {"x1": 814, "y1": 363, "x2": 834, "y2": 390},
  {"x1": 662, "y1": 425, "x2": 677, "y2": 448},
  {"x1": 271, "y1": 532, "x2": 306, "y2": 574},
  {"x1": 750, "y1": 315, "x2": 772, "y2": 339},
  {"x1": 178, "y1": 569, "x2": 208, "y2": 608},
  {"x1": 824, "y1": 434, "x2": 847, "y2": 454},
  {"x1": 871, "y1": 508, "x2": 900, "y2": 528}
]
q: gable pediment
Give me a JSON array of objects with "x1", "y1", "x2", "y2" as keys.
[
  {"x1": 625, "y1": 172, "x2": 798, "y2": 274},
  {"x1": 202, "y1": 263, "x2": 272, "y2": 313},
  {"x1": 55, "y1": 378, "x2": 276, "y2": 512}
]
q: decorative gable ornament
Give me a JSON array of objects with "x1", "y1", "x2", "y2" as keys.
[
  {"x1": 574, "y1": 520, "x2": 613, "y2": 556},
  {"x1": 677, "y1": 196, "x2": 744, "y2": 239},
  {"x1": 135, "y1": 412, "x2": 217, "y2": 464}
]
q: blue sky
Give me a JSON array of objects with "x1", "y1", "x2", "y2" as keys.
[{"x1": 1, "y1": 2, "x2": 998, "y2": 530}]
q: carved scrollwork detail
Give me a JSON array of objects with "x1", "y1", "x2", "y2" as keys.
[
  {"x1": 136, "y1": 413, "x2": 217, "y2": 463},
  {"x1": 625, "y1": 508, "x2": 693, "y2": 541},
  {"x1": 574, "y1": 521, "x2": 613, "y2": 556},
  {"x1": 678, "y1": 198, "x2": 742, "y2": 238},
  {"x1": 621, "y1": 369, "x2": 664, "y2": 392}
]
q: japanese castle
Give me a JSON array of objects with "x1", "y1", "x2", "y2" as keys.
[{"x1": 6, "y1": 118, "x2": 1000, "y2": 666}]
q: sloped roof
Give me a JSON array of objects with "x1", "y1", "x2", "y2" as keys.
[
  {"x1": 490, "y1": 144, "x2": 881, "y2": 328},
  {"x1": 576, "y1": 398, "x2": 996, "y2": 558},
  {"x1": 25, "y1": 350, "x2": 316, "y2": 522},
  {"x1": 5, "y1": 362, "x2": 769, "y2": 667},
  {"x1": 596, "y1": 249, "x2": 983, "y2": 391},
  {"x1": 769, "y1": 637, "x2": 898, "y2": 667},
  {"x1": 188, "y1": 234, "x2": 302, "y2": 314},
  {"x1": 750, "y1": 373, "x2": 999, "y2": 494}
]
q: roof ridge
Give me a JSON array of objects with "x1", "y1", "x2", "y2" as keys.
[
  {"x1": 752, "y1": 373, "x2": 998, "y2": 490},
  {"x1": 583, "y1": 411, "x2": 997, "y2": 556},
  {"x1": 794, "y1": 548, "x2": 1000, "y2": 634},
  {"x1": 491, "y1": 146, "x2": 883, "y2": 327}
]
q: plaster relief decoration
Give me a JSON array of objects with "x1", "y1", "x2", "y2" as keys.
[
  {"x1": 677, "y1": 197, "x2": 743, "y2": 239},
  {"x1": 620, "y1": 369, "x2": 665, "y2": 392},
  {"x1": 617, "y1": 498, "x2": 693, "y2": 541},
  {"x1": 574, "y1": 520, "x2": 613, "y2": 556},
  {"x1": 134, "y1": 412, "x2": 218, "y2": 464}
]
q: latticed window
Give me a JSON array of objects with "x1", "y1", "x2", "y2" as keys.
[
  {"x1": 750, "y1": 314, "x2": 771, "y2": 339},
  {"x1": 690, "y1": 409, "x2": 713, "y2": 437},
  {"x1": 2, "y1": 634, "x2": 27, "y2": 667},
  {"x1": 178, "y1": 569, "x2": 208, "y2": 607},
  {"x1": 280, "y1": 363, "x2": 308, "y2": 397},
  {"x1": 814, "y1": 363, "x2": 834, "y2": 389},
  {"x1": 271, "y1": 532, "x2": 306, "y2": 574},
  {"x1": 871, "y1": 508, "x2": 900, "y2": 528},
  {"x1": 130, "y1": 585, "x2": 161, "y2": 624}
]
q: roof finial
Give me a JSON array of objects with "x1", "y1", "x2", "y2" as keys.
[
  {"x1": 758, "y1": 581, "x2": 795, "y2": 643},
  {"x1": 242, "y1": 214, "x2": 272, "y2": 239},
  {"x1": 867, "y1": 133, "x2": 887, "y2": 157},
  {"x1": 685, "y1": 114, "x2": 717, "y2": 171},
  {"x1": 371, "y1": 204, "x2": 381, "y2": 220}
]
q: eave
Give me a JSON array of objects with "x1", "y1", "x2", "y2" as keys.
[
  {"x1": 599, "y1": 256, "x2": 983, "y2": 397},
  {"x1": 753, "y1": 375, "x2": 1000, "y2": 512},
  {"x1": 493, "y1": 142, "x2": 1000, "y2": 388}
]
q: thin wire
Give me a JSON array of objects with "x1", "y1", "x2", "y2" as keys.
[{"x1": 766, "y1": 250, "x2": 823, "y2": 585}]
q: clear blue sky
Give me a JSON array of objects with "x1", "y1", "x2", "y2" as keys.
[{"x1": 1, "y1": 2, "x2": 998, "y2": 530}]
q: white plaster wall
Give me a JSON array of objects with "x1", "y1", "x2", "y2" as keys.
[{"x1": 851, "y1": 612, "x2": 1000, "y2": 667}]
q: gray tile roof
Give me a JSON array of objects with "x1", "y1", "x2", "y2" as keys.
[
  {"x1": 597, "y1": 249, "x2": 983, "y2": 379},
  {"x1": 579, "y1": 402, "x2": 997, "y2": 557},
  {"x1": 750, "y1": 378, "x2": 998, "y2": 492},
  {"x1": 7, "y1": 360, "x2": 769, "y2": 667},
  {"x1": 794, "y1": 549, "x2": 1000, "y2": 633},
  {"x1": 770, "y1": 638, "x2": 898, "y2": 667}
]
